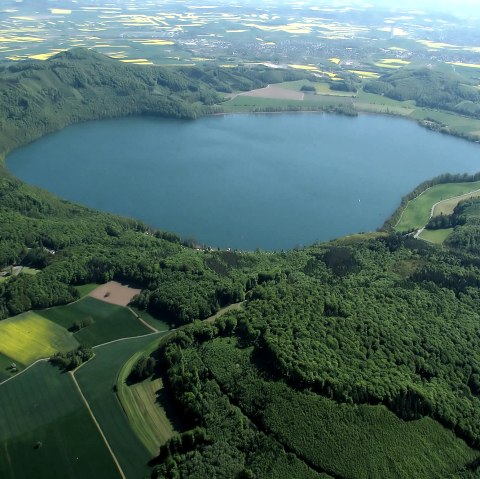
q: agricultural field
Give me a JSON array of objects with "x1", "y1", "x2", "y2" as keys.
[
  {"x1": 130, "y1": 307, "x2": 170, "y2": 332},
  {"x1": 74, "y1": 283, "x2": 99, "y2": 298},
  {"x1": 409, "y1": 109, "x2": 480, "y2": 136},
  {"x1": 222, "y1": 93, "x2": 352, "y2": 113},
  {"x1": 74, "y1": 334, "x2": 167, "y2": 479},
  {"x1": 38, "y1": 297, "x2": 151, "y2": 347},
  {"x1": 276, "y1": 79, "x2": 356, "y2": 97},
  {"x1": 432, "y1": 190, "x2": 480, "y2": 216},
  {"x1": 0, "y1": 312, "x2": 78, "y2": 365},
  {"x1": 0, "y1": 361, "x2": 120, "y2": 479},
  {"x1": 0, "y1": 352, "x2": 23, "y2": 382},
  {"x1": 395, "y1": 181, "x2": 480, "y2": 232},
  {"x1": 0, "y1": 0, "x2": 478, "y2": 69},
  {"x1": 419, "y1": 228, "x2": 454, "y2": 244},
  {"x1": 117, "y1": 337, "x2": 181, "y2": 455},
  {"x1": 87, "y1": 281, "x2": 141, "y2": 307}
]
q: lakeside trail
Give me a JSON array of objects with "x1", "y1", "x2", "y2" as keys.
[{"x1": 414, "y1": 188, "x2": 480, "y2": 239}]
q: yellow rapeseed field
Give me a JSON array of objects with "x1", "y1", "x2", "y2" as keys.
[{"x1": 0, "y1": 312, "x2": 78, "y2": 365}]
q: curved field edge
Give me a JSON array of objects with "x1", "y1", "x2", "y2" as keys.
[
  {"x1": 116, "y1": 302, "x2": 244, "y2": 455},
  {"x1": 116, "y1": 335, "x2": 178, "y2": 455},
  {"x1": 38, "y1": 296, "x2": 152, "y2": 347},
  {"x1": 0, "y1": 361, "x2": 120, "y2": 479}
]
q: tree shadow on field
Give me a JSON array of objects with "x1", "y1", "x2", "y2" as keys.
[{"x1": 154, "y1": 383, "x2": 188, "y2": 433}]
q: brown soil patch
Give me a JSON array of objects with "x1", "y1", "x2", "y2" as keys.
[
  {"x1": 239, "y1": 84, "x2": 304, "y2": 100},
  {"x1": 88, "y1": 281, "x2": 141, "y2": 307}
]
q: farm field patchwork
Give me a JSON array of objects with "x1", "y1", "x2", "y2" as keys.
[
  {"x1": 74, "y1": 334, "x2": 167, "y2": 479},
  {"x1": 0, "y1": 312, "x2": 78, "y2": 365},
  {"x1": 38, "y1": 296, "x2": 151, "y2": 347},
  {"x1": 0, "y1": 361, "x2": 120, "y2": 479},
  {"x1": 395, "y1": 181, "x2": 480, "y2": 232}
]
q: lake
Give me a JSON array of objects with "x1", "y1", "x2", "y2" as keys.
[{"x1": 7, "y1": 113, "x2": 480, "y2": 250}]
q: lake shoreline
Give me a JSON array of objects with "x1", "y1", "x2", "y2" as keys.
[{"x1": 8, "y1": 114, "x2": 480, "y2": 251}]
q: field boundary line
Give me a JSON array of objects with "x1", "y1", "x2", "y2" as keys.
[
  {"x1": 70, "y1": 371, "x2": 126, "y2": 479},
  {"x1": 431, "y1": 188, "x2": 480, "y2": 217},
  {"x1": 128, "y1": 307, "x2": 159, "y2": 333},
  {"x1": 0, "y1": 358, "x2": 48, "y2": 386},
  {"x1": 92, "y1": 331, "x2": 164, "y2": 350}
]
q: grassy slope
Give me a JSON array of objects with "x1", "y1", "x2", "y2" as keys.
[
  {"x1": 419, "y1": 228, "x2": 454, "y2": 244},
  {"x1": 38, "y1": 297, "x2": 151, "y2": 347},
  {"x1": 0, "y1": 361, "x2": 120, "y2": 479},
  {"x1": 0, "y1": 312, "x2": 78, "y2": 364},
  {"x1": 74, "y1": 334, "x2": 166, "y2": 479},
  {"x1": 117, "y1": 336, "x2": 179, "y2": 455},
  {"x1": 395, "y1": 181, "x2": 480, "y2": 231}
]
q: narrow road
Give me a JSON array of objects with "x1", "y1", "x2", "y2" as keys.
[{"x1": 414, "y1": 188, "x2": 480, "y2": 239}]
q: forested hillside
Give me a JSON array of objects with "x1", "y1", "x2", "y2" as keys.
[
  {"x1": 364, "y1": 65, "x2": 480, "y2": 118},
  {"x1": 0, "y1": 48, "x2": 307, "y2": 158},
  {"x1": 152, "y1": 232, "x2": 480, "y2": 478}
]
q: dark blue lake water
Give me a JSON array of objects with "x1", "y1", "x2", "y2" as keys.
[{"x1": 7, "y1": 113, "x2": 480, "y2": 250}]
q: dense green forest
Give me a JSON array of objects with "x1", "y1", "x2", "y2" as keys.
[
  {"x1": 151, "y1": 230, "x2": 480, "y2": 478},
  {"x1": 3, "y1": 49, "x2": 480, "y2": 478},
  {"x1": 364, "y1": 65, "x2": 480, "y2": 118}
]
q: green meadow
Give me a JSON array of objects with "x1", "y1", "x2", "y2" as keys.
[
  {"x1": 222, "y1": 93, "x2": 352, "y2": 112},
  {"x1": 0, "y1": 361, "x2": 120, "y2": 479},
  {"x1": 419, "y1": 228, "x2": 454, "y2": 244},
  {"x1": 39, "y1": 297, "x2": 151, "y2": 347},
  {"x1": 395, "y1": 181, "x2": 480, "y2": 231}
]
